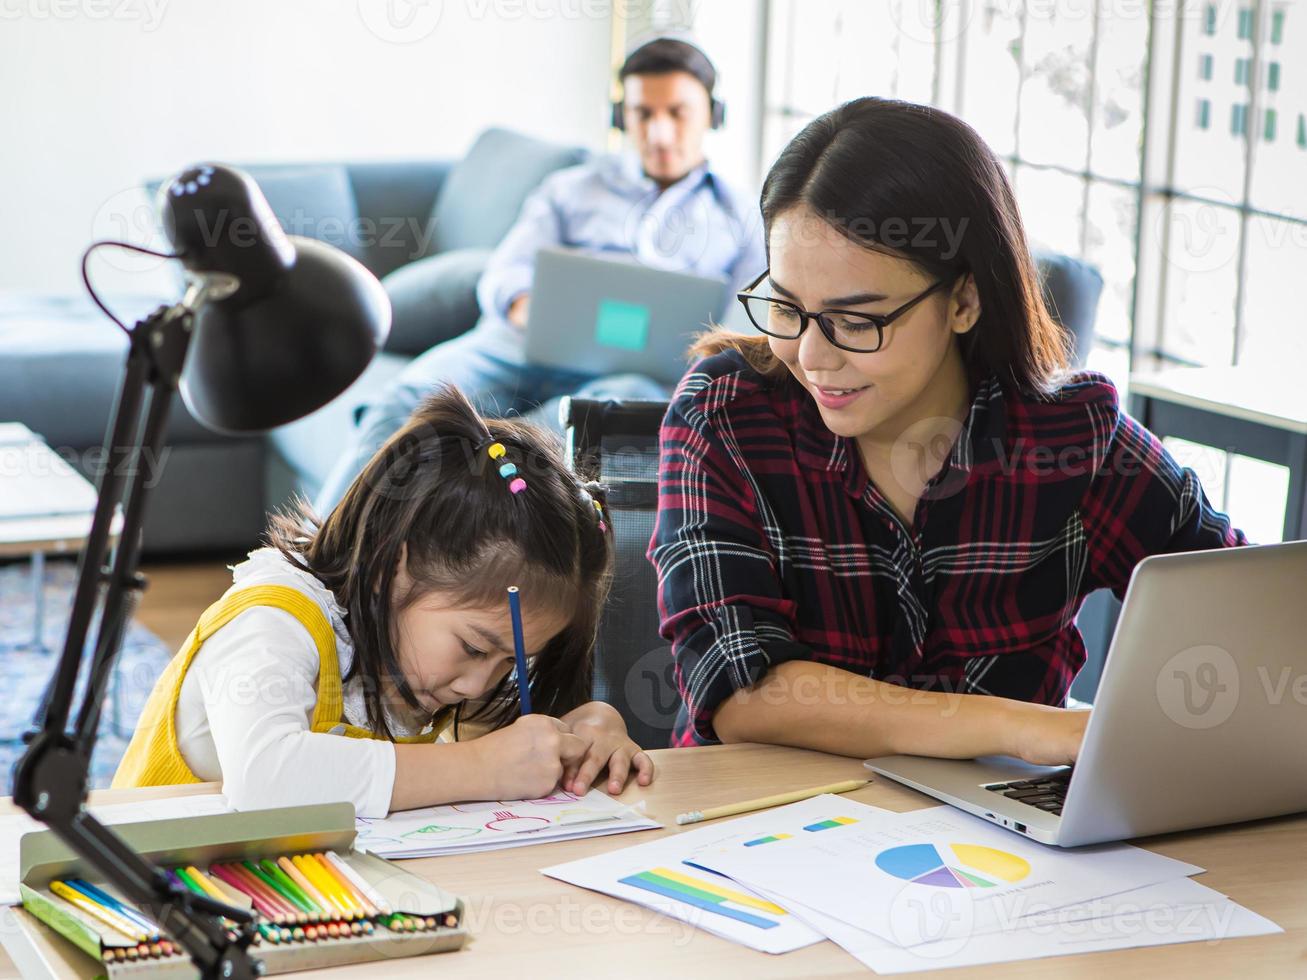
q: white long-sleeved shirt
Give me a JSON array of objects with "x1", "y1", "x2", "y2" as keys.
[{"x1": 174, "y1": 549, "x2": 430, "y2": 817}]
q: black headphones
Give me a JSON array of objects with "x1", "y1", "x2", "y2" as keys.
[
  {"x1": 610, "y1": 37, "x2": 727, "y2": 132},
  {"x1": 611, "y1": 95, "x2": 726, "y2": 131}
]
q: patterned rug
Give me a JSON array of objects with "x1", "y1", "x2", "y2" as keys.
[{"x1": 0, "y1": 559, "x2": 175, "y2": 790}]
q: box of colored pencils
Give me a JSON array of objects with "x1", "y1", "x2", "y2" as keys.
[{"x1": 18, "y1": 802, "x2": 467, "y2": 976}]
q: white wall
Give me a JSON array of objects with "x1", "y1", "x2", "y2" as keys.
[{"x1": 0, "y1": 0, "x2": 615, "y2": 295}]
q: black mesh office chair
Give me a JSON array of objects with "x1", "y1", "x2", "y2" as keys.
[{"x1": 561, "y1": 397, "x2": 681, "y2": 748}]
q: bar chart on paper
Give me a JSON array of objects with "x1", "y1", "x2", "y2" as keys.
[
  {"x1": 618, "y1": 865, "x2": 790, "y2": 929},
  {"x1": 874, "y1": 843, "x2": 1031, "y2": 889},
  {"x1": 803, "y1": 816, "x2": 859, "y2": 832},
  {"x1": 541, "y1": 795, "x2": 887, "y2": 954}
]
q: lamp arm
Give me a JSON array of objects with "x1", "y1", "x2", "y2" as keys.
[{"x1": 11, "y1": 300, "x2": 263, "y2": 980}]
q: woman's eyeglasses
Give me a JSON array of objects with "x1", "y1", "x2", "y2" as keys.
[{"x1": 736, "y1": 270, "x2": 955, "y2": 354}]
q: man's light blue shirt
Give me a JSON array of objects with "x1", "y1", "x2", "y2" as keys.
[{"x1": 474, "y1": 152, "x2": 765, "y2": 349}]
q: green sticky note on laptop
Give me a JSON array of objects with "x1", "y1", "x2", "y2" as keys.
[{"x1": 594, "y1": 299, "x2": 651, "y2": 352}]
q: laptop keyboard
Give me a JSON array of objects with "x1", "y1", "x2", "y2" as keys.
[{"x1": 984, "y1": 769, "x2": 1073, "y2": 816}]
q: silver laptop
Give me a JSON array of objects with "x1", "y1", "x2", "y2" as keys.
[
  {"x1": 523, "y1": 247, "x2": 728, "y2": 386},
  {"x1": 866, "y1": 540, "x2": 1307, "y2": 847}
]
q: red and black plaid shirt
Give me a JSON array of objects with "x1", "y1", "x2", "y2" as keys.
[{"x1": 649, "y1": 350, "x2": 1248, "y2": 747}]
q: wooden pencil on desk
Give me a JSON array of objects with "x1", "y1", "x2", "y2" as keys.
[{"x1": 675, "y1": 778, "x2": 871, "y2": 824}]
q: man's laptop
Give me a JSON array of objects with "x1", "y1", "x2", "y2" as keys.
[
  {"x1": 866, "y1": 540, "x2": 1307, "y2": 846},
  {"x1": 523, "y1": 247, "x2": 728, "y2": 386}
]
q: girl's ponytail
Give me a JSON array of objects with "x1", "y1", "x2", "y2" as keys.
[{"x1": 268, "y1": 384, "x2": 615, "y2": 736}]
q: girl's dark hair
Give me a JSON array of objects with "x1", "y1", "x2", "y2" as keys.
[
  {"x1": 693, "y1": 97, "x2": 1071, "y2": 395},
  {"x1": 267, "y1": 385, "x2": 612, "y2": 737}
]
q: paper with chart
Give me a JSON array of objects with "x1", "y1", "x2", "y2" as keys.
[
  {"x1": 542, "y1": 794, "x2": 893, "y2": 954},
  {"x1": 0, "y1": 793, "x2": 234, "y2": 906},
  {"x1": 693, "y1": 805, "x2": 1205, "y2": 948},
  {"x1": 354, "y1": 788, "x2": 660, "y2": 857},
  {"x1": 754, "y1": 873, "x2": 1282, "y2": 973}
]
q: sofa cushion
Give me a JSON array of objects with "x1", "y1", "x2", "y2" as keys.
[
  {"x1": 240, "y1": 165, "x2": 368, "y2": 266},
  {"x1": 428, "y1": 128, "x2": 587, "y2": 254},
  {"x1": 381, "y1": 247, "x2": 491, "y2": 356}
]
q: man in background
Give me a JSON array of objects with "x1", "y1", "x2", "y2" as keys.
[{"x1": 316, "y1": 36, "x2": 764, "y2": 512}]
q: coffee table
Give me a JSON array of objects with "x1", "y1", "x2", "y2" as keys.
[{"x1": 0, "y1": 423, "x2": 119, "y2": 651}]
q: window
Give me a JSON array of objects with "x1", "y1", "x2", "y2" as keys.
[
  {"x1": 742, "y1": 0, "x2": 1304, "y2": 375},
  {"x1": 707, "y1": 0, "x2": 1304, "y2": 540},
  {"x1": 1232, "y1": 103, "x2": 1248, "y2": 135}
]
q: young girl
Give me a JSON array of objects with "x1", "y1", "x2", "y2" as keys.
[
  {"x1": 651, "y1": 97, "x2": 1246, "y2": 762},
  {"x1": 115, "y1": 386, "x2": 653, "y2": 816}
]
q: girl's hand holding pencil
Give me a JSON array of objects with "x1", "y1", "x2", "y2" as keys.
[
  {"x1": 501, "y1": 587, "x2": 655, "y2": 798},
  {"x1": 472, "y1": 715, "x2": 590, "y2": 800}
]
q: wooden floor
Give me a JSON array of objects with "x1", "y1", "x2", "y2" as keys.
[{"x1": 136, "y1": 558, "x2": 236, "y2": 649}]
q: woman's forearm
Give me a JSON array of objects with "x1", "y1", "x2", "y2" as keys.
[{"x1": 712, "y1": 659, "x2": 1028, "y2": 759}]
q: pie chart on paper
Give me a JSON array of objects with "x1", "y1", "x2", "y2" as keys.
[{"x1": 874, "y1": 843, "x2": 1031, "y2": 889}]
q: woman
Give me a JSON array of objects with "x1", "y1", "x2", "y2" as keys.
[{"x1": 649, "y1": 98, "x2": 1246, "y2": 763}]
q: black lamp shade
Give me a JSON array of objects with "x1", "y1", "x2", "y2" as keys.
[{"x1": 180, "y1": 236, "x2": 391, "y2": 434}]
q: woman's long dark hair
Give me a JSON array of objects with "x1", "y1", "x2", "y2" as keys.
[
  {"x1": 267, "y1": 385, "x2": 612, "y2": 736},
  {"x1": 694, "y1": 97, "x2": 1071, "y2": 395}
]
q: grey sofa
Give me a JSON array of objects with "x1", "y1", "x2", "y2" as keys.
[{"x1": 0, "y1": 129, "x2": 587, "y2": 553}]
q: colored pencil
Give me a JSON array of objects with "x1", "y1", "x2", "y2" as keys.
[
  {"x1": 209, "y1": 864, "x2": 288, "y2": 924},
  {"x1": 234, "y1": 863, "x2": 304, "y2": 924},
  {"x1": 305, "y1": 854, "x2": 364, "y2": 918},
  {"x1": 507, "y1": 586, "x2": 532, "y2": 713},
  {"x1": 259, "y1": 859, "x2": 321, "y2": 921},
  {"x1": 674, "y1": 778, "x2": 872, "y2": 825},
  {"x1": 215, "y1": 864, "x2": 287, "y2": 921},
  {"x1": 290, "y1": 855, "x2": 351, "y2": 920},
  {"x1": 324, "y1": 851, "x2": 392, "y2": 915},
  {"x1": 183, "y1": 865, "x2": 240, "y2": 913},
  {"x1": 173, "y1": 867, "x2": 215, "y2": 908},
  {"x1": 244, "y1": 861, "x2": 313, "y2": 922},
  {"x1": 277, "y1": 855, "x2": 335, "y2": 916},
  {"x1": 317, "y1": 853, "x2": 378, "y2": 917},
  {"x1": 64, "y1": 879, "x2": 160, "y2": 936},
  {"x1": 193, "y1": 867, "x2": 245, "y2": 909},
  {"x1": 49, "y1": 881, "x2": 146, "y2": 942},
  {"x1": 295, "y1": 855, "x2": 359, "y2": 920}
]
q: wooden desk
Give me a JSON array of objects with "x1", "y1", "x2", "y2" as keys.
[
  {"x1": 1, "y1": 744, "x2": 1303, "y2": 978},
  {"x1": 1129, "y1": 367, "x2": 1307, "y2": 540}
]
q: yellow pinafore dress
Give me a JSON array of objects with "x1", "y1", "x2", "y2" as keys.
[{"x1": 113, "y1": 585, "x2": 447, "y2": 789}]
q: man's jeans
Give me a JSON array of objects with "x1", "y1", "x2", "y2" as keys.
[{"x1": 314, "y1": 319, "x2": 668, "y2": 513}]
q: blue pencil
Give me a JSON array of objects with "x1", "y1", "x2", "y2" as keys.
[{"x1": 507, "y1": 586, "x2": 532, "y2": 714}]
